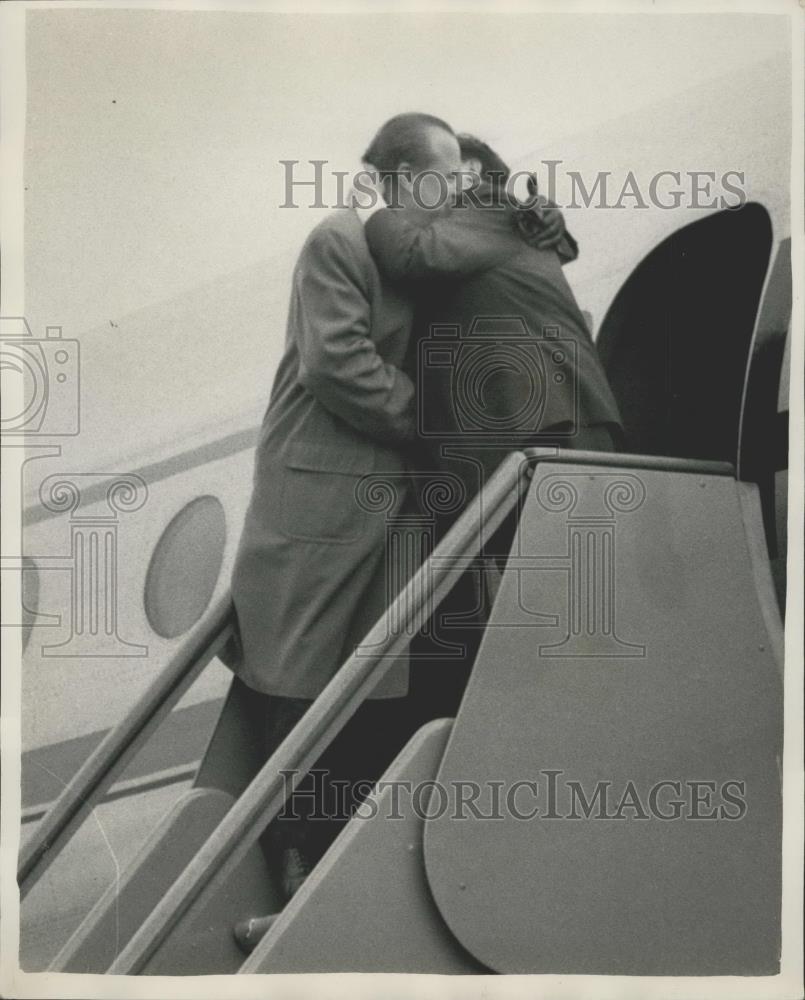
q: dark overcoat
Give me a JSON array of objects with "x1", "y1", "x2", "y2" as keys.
[{"x1": 364, "y1": 197, "x2": 624, "y2": 510}]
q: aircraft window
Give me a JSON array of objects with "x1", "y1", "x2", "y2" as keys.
[{"x1": 144, "y1": 495, "x2": 226, "y2": 639}]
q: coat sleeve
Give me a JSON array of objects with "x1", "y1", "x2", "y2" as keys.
[
  {"x1": 513, "y1": 195, "x2": 579, "y2": 265},
  {"x1": 364, "y1": 207, "x2": 512, "y2": 283},
  {"x1": 294, "y1": 226, "x2": 416, "y2": 446}
]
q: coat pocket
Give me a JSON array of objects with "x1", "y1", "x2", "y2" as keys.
[{"x1": 279, "y1": 441, "x2": 374, "y2": 544}]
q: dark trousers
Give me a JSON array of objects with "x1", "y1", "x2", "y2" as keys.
[
  {"x1": 256, "y1": 686, "x2": 418, "y2": 868},
  {"x1": 251, "y1": 580, "x2": 482, "y2": 870}
]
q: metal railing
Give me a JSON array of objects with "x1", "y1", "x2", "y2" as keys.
[
  {"x1": 22, "y1": 446, "x2": 738, "y2": 957},
  {"x1": 18, "y1": 597, "x2": 236, "y2": 897},
  {"x1": 101, "y1": 449, "x2": 531, "y2": 973}
]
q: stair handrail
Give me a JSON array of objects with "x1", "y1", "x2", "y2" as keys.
[
  {"x1": 104, "y1": 449, "x2": 532, "y2": 974},
  {"x1": 18, "y1": 595, "x2": 236, "y2": 897},
  {"x1": 20, "y1": 449, "x2": 733, "y2": 903}
]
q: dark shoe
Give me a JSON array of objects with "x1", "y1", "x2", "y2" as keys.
[
  {"x1": 280, "y1": 846, "x2": 311, "y2": 900},
  {"x1": 233, "y1": 914, "x2": 278, "y2": 955}
]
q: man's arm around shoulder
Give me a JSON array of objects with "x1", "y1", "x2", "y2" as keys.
[{"x1": 364, "y1": 205, "x2": 512, "y2": 283}]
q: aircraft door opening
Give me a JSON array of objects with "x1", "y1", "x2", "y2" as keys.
[{"x1": 596, "y1": 203, "x2": 774, "y2": 467}]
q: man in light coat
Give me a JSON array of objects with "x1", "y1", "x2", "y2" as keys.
[{"x1": 228, "y1": 113, "x2": 464, "y2": 900}]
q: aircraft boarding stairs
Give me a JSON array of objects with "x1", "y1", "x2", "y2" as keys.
[{"x1": 20, "y1": 443, "x2": 785, "y2": 976}]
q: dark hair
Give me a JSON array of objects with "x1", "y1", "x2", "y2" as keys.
[
  {"x1": 457, "y1": 133, "x2": 511, "y2": 190},
  {"x1": 363, "y1": 112, "x2": 454, "y2": 179}
]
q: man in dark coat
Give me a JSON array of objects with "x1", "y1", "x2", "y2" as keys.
[
  {"x1": 364, "y1": 133, "x2": 624, "y2": 527},
  {"x1": 362, "y1": 134, "x2": 625, "y2": 722}
]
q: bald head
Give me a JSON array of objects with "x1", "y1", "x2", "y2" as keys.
[{"x1": 363, "y1": 112, "x2": 462, "y2": 208}]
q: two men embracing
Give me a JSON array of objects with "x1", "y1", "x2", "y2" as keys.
[{"x1": 225, "y1": 112, "x2": 623, "y2": 943}]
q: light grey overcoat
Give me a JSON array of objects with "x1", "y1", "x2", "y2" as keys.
[{"x1": 230, "y1": 208, "x2": 417, "y2": 699}]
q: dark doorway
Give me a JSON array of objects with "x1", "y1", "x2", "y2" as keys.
[{"x1": 597, "y1": 203, "x2": 773, "y2": 466}]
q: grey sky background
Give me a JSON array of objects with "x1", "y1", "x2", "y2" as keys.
[{"x1": 25, "y1": 9, "x2": 790, "y2": 338}]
